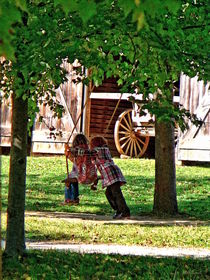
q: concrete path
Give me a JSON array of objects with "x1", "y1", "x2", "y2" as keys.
[
  {"x1": 27, "y1": 242, "x2": 210, "y2": 259},
  {"x1": 1, "y1": 240, "x2": 210, "y2": 259},
  {"x1": 2, "y1": 211, "x2": 210, "y2": 259}
]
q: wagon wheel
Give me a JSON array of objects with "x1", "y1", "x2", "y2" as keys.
[{"x1": 114, "y1": 109, "x2": 150, "y2": 158}]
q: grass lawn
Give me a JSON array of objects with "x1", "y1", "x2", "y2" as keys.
[
  {"x1": 2, "y1": 156, "x2": 209, "y2": 219},
  {"x1": 2, "y1": 155, "x2": 210, "y2": 279},
  {"x1": 3, "y1": 251, "x2": 210, "y2": 280}
]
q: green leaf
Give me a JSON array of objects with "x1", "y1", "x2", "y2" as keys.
[
  {"x1": 78, "y1": 0, "x2": 97, "y2": 23},
  {"x1": 43, "y1": 38, "x2": 51, "y2": 48},
  {"x1": 118, "y1": 0, "x2": 136, "y2": 17},
  {"x1": 54, "y1": 0, "x2": 78, "y2": 13},
  {"x1": 132, "y1": 9, "x2": 145, "y2": 30},
  {"x1": 117, "y1": 78, "x2": 123, "y2": 86},
  {"x1": 15, "y1": 0, "x2": 28, "y2": 12}
]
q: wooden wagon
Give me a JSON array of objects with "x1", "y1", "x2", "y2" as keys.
[
  {"x1": 89, "y1": 75, "x2": 209, "y2": 161},
  {"x1": 114, "y1": 98, "x2": 172, "y2": 158}
]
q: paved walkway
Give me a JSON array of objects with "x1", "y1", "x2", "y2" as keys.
[
  {"x1": 25, "y1": 211, "x2": 209, "y2": 226},
  {"x1": 2, "y1": 211, "x2": 210, "y2": 259},
  {"x1": 27, "y1": 242, "x2": 210, "y2": 259},
  {"x1": 1, "y1": 240, "x2": 210, "y2": 259}
]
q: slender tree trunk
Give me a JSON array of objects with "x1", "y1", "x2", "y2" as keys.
[
  {"x1": 0, "y1": 97, "x2": 2, "y2": 275},
  {"x1": 153, "y1": 120, "x2": 178, "y2": 215},
  {"x1": 5, "y1": 94, "x2": 28, "y2": 257}
]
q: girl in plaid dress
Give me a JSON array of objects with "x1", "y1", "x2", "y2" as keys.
[{"x1": 90, "y1": 136, "x2": 130, "y2": 219}]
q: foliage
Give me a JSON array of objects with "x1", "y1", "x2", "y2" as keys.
[
  {"x1": 59, "y1": 0, "x2": 209, "y2": 130},
  {"x1": 0, "y1": 0, "x2": 27, "y2": 59},
  {"x1": 3, "y1": 251, "x2": 210, "y2": 280},
  {"x1": 2, "y1": 155, "x2": 210, "y2": 220},
  {"x1": 1, "y1": 0, "x2": 209, "y2": 128},
  {"x1": 0, "y1": 1, "x2": 71, "y2": 127},
  {"x1": 0, "y1": 0, "x2": 181, "y2": 59}
]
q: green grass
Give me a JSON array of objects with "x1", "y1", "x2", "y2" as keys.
[
  {"x1": 2, "y1": 156, "x2": 210, "y2": 220},
  {"x1": 1, "y1": 155, "x2": 210, "y2": 248},
  {"x1": 1, "y1": 214, "x2": 209, "y2": 248},
  {"x1": 2, "y1": 155, "x2": 210, "y2": 219},
  {"x1": 2, "y1": 156, "x2": 210, "y2": 278},
  {"x1": 3, "y1": 251, "x2": 210, "y2": 280}
]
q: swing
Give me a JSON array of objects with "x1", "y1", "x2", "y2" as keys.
[{"x1": 65, "y1": 87, "x2": 123, "y2": 185}]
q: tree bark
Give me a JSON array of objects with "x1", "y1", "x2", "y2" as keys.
[
  {"x1": 153, "y1": 120, "x2": 178, "y2": 215},
  {"x1": 0, "y1": 101, "x2": 2, "y2": 275},
  {"x1": 5, "y1": 94, "x2": 28, "y2": 257}
]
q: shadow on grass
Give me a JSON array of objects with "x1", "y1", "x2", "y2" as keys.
[
  {"x1": 23, "y1": 210, "x2": 209, "y2": 226},
  {"x1": 178, "y1": 198, "x2": 210, "y2": 221},
  {"x1": 2, "y1": 172, "x2": 210, "y2": 221},
  {"x1": 2, "y1": 251, "x2": 210, "y2": 280}
]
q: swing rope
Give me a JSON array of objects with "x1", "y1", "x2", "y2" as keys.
[
  {"x1": 65, "y1": 87, "x2": 123, "y2": 176},
  {"x1": 104, "y1": 93, "x2": 123, "y2": 134},
  {"x1": 65, "y1": 85, "x2": 93, "y2": 176}
]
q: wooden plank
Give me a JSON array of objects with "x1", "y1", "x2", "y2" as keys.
[
  {"x1": 57, "y1": 88, "x2": 78, "y2": 132},
  {"x1": 85, "y1": 82, "x2": 92, "y2": 138},
  {"x1": 0, "y1": 136, "x2": 11, "y2": 147},
  {"x1": 93, "y1": 78, "x2": 122, "y2": 93},
  {"x1": 0, "y1": 95, "x2": 12, "y2": 146},
  {"x1": 178, "y1": 148, "x2": 210, "y2": 162},
  {"x1": 31, "y1": 142, "x2": 65, "y2": 154},
  {"x1": 31, "y1": 61, "x2": 83, "y2": 154},
  {"x1": 91, "y1": 92, "x2": 133, "y2": 100},
  {"x1": 179, "y1": 98, "x2": 210, "y2": 142},
  {"x1": 91, "y1": 92, "x2": 180, "y2": 102},
  {"x1": 178, "y1": 75, "x2": 210, "y2": 162},
  {"x1": 0, "y1": 126, "x2": 11, "y2": 135},
  {"x1": 89, "y1": 97, "x2": 132, "y2": 156},
  {"x1": 91, "y1": 102, "x2": 131, "y2": 109}
]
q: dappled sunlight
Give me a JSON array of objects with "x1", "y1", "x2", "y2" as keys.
[{"x1": 2, "y1": 156, "x2": 209, "y2": 220}]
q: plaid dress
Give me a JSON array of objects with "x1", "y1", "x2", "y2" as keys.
[{"x1": 92, "y1": 147, "x2": 126, "y2": 188}]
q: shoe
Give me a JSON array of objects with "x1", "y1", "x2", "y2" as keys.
[
  {"x1": 60, "y1": 199, "x2": 79, "y2": 205},
  {"x1": 121, "y1": 214, "x2": 130, "y2": 220},
  {"x1": 71, "y1": 198, "x2": 79, "y2": 205},
  {"x1": 113, "y1": 213, "x2": 130, "y2": 220},
  {"x1": 60, "y1": 199, "x2": 72, "y2": 205},
  {"x1": 113, "y1": 212, "x2": 122, "y2": 219}
]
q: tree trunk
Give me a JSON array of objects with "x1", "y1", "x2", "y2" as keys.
[
  {"x1": 0, "y1": 101, "x2": 2, "y2": 274},
  {"x1": 5, "y1": 94, "x2": 28, "y2": 257},
  {"x1": 153, "y1": 120, "x2": 178, "y2": 215}
]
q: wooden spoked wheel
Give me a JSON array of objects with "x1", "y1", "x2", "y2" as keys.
[{"x1": 114, "y1": 109, "x2": 150, "y2": 158}]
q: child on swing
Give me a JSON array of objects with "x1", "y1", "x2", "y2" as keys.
[
  {"x1": 90, "y1": 136, "x2": 130, "y2": 219},
  {"x1": 62, "y1": 161, "x2": 79, "y2": 205},
  {"x1": 63, "y1": 133, "x2": 98, "y2": 205}
]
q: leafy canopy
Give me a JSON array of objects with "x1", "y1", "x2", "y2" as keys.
[
  {"x1": 55, "y1": 0, "x2": 209, "y2": 129},
  {"x1": 0, "y1": 0, "x2": 209, "y2": 130}
]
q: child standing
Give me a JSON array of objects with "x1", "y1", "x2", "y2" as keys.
[{"x1": 90, "y1": 136, "x2": 130, "y2": 219}]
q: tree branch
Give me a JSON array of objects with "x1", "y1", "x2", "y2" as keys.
[
  {"x1": 127, "y1": 32, "x2": 136, "y2": 64},
  {"x1": 182, "y1": 24, "x2": 210, "y2": 30}
]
